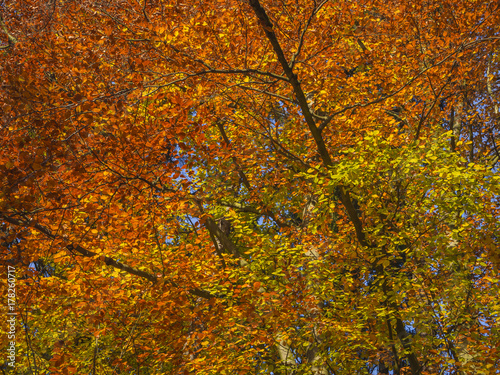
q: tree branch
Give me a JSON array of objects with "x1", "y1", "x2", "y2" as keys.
[
  {"x1": 0, "y1": 213, "x2": 213, "y2": 299},
  {"x1": 0, "y1": 14, "x2": 17, "y2": 50},
  {"x1": 248, "y1": 0, "x2": 371, "y2": 248}
]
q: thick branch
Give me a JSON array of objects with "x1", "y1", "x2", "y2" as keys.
[
  {"x1": 380, "y1": 265, "x2": 421, "y2": 374},
  {"x1": 394, "y1": 318, "x2": 421, "y2": 374},
  {"x1": 248, "y1": 0, "x2": 330, "y2": 164},
  {"x1": 204, "y1": 217, "x2": 241, "y2": 258},
  {"x1": 248, "y1": 0, "x2": 370, "y2": 248}
]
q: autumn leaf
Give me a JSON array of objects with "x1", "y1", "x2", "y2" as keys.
[{"x1": 0, "y1": 0, "x2": 499, "y2": 374}]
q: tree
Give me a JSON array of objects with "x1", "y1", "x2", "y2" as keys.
[{"x1": 1, "y1": 0, "x2": 499, "y2": 374}]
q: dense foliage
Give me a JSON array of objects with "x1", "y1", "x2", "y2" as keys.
[{"x1": 1, "y1": 0, "x2": 499, "y2": 374}]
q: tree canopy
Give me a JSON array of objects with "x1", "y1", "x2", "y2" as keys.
[{"x1": 1, "y1": 0, "x2": 499, "y2": 374}]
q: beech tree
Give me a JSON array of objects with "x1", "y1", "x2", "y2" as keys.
[{"x1": 1, "y1": 0, "x2": 499, "y2": 374}]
